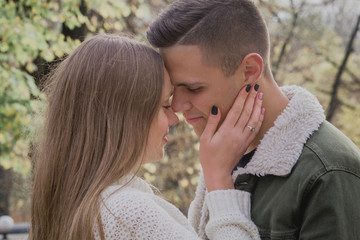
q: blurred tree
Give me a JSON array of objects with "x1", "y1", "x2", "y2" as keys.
[
  {"x1": 327, "y1": 15, "x2": 360, "y2": 121},
  {"x1": 257, "y1": 0, "x2": 360, "y2": 146},
  {"x1": 0, "y1": 0, "x2": 167, "y2": 217},
  {"x1": 0, "y1": 0, "x2": 359, "y2": 219}
]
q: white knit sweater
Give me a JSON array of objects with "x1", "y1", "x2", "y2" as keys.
[{"x1": 94, "y1": 175, "x2": 260, "y2": 239}]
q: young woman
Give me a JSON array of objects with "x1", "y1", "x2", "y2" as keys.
[{"x1": 29, "y1": 34, "x2": 264, "y2": 240}]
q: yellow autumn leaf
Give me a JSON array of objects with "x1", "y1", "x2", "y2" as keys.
[
  {"x1": 114, "y1": 21, "x2": 123, "y2": 31},
  {"x1": 41, "y1": 50, "x2": 55, "y2": 62},
  {"x1": 1, "y1": 159, "x2": 12, "y2": 170},
  {"x1": 186, "y1": 167, "x2": 194, "y2": 175},
  {"x1": 26, "y1": 63, "x2": 37, "y2": 73},
  {"x1": 99, "y1": 4, "x2": 111, "y2": 18},
  {"x1": 143, "y1": 163, "x2": 157, "y2": 173},
  {"x1": 179, "y1": 178, "x2": 189, "y2": 188},
  {"x1": 0, "y1": 132, "x2": 5, "y2": 143},
  {"x1": 6, "y1": 122, "x2": 12, "y2": 130}
]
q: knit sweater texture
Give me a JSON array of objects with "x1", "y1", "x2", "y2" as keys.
[{"x1": 94, "y1": 175, "x2": 260, "y2": 239}]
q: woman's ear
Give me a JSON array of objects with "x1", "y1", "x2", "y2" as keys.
[{"x1": 240, "y1": 53, "x2": 263, "y2": 84}]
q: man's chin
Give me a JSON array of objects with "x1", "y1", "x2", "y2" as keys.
[
  {"x1": 185, "y1": 118, "x2": 206, "y2": 136},
  {"x1": 193, "y1": 125, "x2": 205, "y2": 137}
]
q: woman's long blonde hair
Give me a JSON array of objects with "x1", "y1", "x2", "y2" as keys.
[{"x1": 29, "y1": 34, "x2": 164, "y2": 240}]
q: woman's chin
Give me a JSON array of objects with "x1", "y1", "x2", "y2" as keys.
[{"x1": 144, "y1": 149, "x2": 164, "y2": 164}]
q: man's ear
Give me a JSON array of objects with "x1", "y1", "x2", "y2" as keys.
[{"x1": 240, "y1": 53, "x2": 263, "y2": 84}]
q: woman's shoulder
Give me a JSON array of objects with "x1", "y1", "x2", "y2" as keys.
[
  {"x1": 102, "y1": 176, "x2": 155, "y2": 205},
  {"x1": 97, "y1": 177, "x2": 196, "y2": 239},
  {"x1": 96, "y1": 178, "x2": 163, "y2": 239},
  {"x1": 100, "y1": 176, "x2": 187, "y2": 223}
]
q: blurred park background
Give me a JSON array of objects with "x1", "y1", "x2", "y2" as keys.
[{"x1": 0, "y1": 0, "x2": 359, "y2": 228}]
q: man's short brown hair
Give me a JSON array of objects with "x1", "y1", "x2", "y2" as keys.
[{"x1": 147, "y1": 0, "x2": 271, "y2": 77}]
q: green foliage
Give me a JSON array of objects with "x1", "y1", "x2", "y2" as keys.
[
  {"x1": 0, "y1": 0, "x2": 171, "y2": 219},
  {"x1": 0, "y1": 0, "x2": 80, "y2": 175},
  {"x1": 0, "y1": 0, "x2": 359, "y2": 220},
  {"x1": 0, "y1": 0, "x2": 161, "y2": 173}
]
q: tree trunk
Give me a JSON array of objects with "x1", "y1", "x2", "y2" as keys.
[
  {"x1": 272, "y1": 0, "x2": 305, "y2": 78},
  {"x1": 326, "y1": 15, "x2": 360, "y2": 121},
  {"x1": 0, "y1": 167, "x2": 13, "y2": 216}
]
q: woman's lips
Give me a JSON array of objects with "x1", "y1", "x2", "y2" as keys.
[{"x1": 185, "y1": 116, "x2": 202, "y2": 124}]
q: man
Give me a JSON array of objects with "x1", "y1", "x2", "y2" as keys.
[{"x1": 147, "y1": 0, "x2": 360, "y2": 239}]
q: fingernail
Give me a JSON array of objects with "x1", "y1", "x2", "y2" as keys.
[
  {"x1": 246, "y1": 84, "x2": 252, "y2": 92},
  {"x1": 258, "y1": 92, "x2": 263, "y2": 100},
  {"x1": 211, "y1": 105, "x2": 218, "y2": 115},
  {"x1": 254, "y1": 84, "x2": 260, "y2": 91}
]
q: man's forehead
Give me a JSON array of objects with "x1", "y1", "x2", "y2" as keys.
[
  {"x1": 161, "y1": 45, "x2": 218, "y2": 87},
  {"x1": 160, "y1": 45, "x2": 203, "y2": 62},
  {"x1": 167, "y1": 69, "x2": 208, "y2": 87}
]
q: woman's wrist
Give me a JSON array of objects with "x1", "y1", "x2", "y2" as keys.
[{"x1": 204, "y1": 174, "x2": 234, "y2": 192}]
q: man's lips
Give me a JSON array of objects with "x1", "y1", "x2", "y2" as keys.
[{"x1": 185, "y1": 116, "x2": 203, "y2": 124}]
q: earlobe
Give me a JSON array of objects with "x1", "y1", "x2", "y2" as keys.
[{"x1": 242, "y1": 53, "x2": 263, "y2": 84}]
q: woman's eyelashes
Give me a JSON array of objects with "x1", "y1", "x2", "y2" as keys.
[{"x1": 162, "y1": 96, "x2": 173, "y2": 110}]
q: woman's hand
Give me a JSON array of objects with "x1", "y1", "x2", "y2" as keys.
[{"x1": 199, "y1": 84, "x2": 264, "y2": 192}]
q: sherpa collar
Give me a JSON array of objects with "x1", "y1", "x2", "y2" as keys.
[
  {"x1": 189, "y1": 86, "x2": 326, "y2": 239},
  {"x1": 232, "y1": 85, "x2": 325, "y2": 179}
]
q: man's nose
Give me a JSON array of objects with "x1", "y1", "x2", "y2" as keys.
[{"x1": 171, "y1": 88, "x2": 192, "y2": 112}]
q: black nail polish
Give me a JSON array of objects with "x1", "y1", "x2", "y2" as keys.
[
  {"x1": 211, "y1": 106, "x2": 218, "y2": 115},
  {"x1": 254, "y1": 84, "x2": 260, "y2": 91},
  {"x1": 246, "y1": 84, "x2": 252, "y2": 93}
]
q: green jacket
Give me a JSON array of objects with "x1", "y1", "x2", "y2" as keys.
[
  {"x1": 188, "y1": 86, "x2": 360, "y2": 240},
  {"x1": 237, "y1": 121, "x2": 360, "y2": 239}
]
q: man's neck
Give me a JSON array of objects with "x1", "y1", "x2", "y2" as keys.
[{"x1": 247, "y1": 76, "x2": 289, "y2": 153}]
